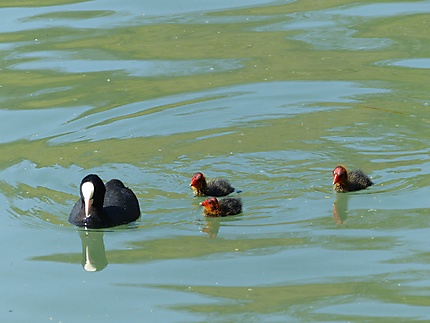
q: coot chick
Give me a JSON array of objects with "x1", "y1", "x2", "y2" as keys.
[
  {"x1": 200, "y1": 197, "x2": 242, "y2": 217},
  {"x1": 333, "y1": 165, "x2": 373, "y2": 193},
  {"x1": 69, "y1": 174, "x2": 141, "y2": 228},
  {"x1": 190, "y1": 172, "x2": 235, "y2": 197}
]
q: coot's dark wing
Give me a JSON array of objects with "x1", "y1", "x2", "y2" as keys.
[
  {"x1": 348, "y1": 170, "x2": 373, "y2": 191},
  {"x1": 219, "y1": 198, "x2": 242, "y2": 216},
  {"x1": 103, "y1": 179, "x2": 141, "y2": 226},
  {"x1": 206, "y1": 178, "x2": 235, "y2": 197}
]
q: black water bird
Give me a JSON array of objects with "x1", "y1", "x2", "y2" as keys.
[{"x1": 69, "y1": 174, "x2": 140, "y2": 228}]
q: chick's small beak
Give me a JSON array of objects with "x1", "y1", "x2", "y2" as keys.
[
  {"x1": 333, "y1": 173, "x2": 339, "y2": 185},
  {"x1": 200, "y1": 200, "x2": 209, "y2": 207}
]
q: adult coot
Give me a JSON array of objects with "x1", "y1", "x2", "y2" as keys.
[
  {"x1": 332, "y1": 165, "x2": 373, "y2": 193},
  {"x1": 200, "y1": 197, "x2": 242, "y2": 217},
  {"x1": 190, "y1": 172, "x2": 235, "y2": 197},
  {"x1": 69, "y1": 174, "x2": 141, "y2": 228}
]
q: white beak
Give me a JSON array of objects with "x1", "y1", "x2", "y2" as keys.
[{"x1": 81, "y1": 182, "x2": 95, "y2": 218}]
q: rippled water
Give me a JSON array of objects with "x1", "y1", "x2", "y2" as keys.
[{"x1": 1, "y1": 0, "x2": 430, "y2": 321}]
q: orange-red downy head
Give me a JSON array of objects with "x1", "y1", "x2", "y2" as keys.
[
  {"x1": 333, "y1": 165, "x2": 347, "y2": 185},
  {"x1": 200, "y1": 197, "x2": 219, "y2": 211},
  {"x1": 190, "y1": 172, "x2": 205, "y2": 188}
]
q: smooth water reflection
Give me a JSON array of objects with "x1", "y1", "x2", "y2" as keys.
[
  {"x1": 10, "y1": 51, "x2": 243, "y2": 77},
  {"x1": 1, "y1": 0, "x2": 289, "y2": 33}
]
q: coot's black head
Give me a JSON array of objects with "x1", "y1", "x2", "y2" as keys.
[{"x1": 80, "y1": 174, "x2": 106, "y2": 217}]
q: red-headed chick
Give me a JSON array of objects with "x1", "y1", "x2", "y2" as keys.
[
  {"x1": 200, "y1": 197, "x2": 242, "y2": 217},
  {"x1": 333, "y1": 165, "x2": 373, "y2": 193},
  {"x1": 190, "y1": 172, "x2": 235, "y2": 197}
]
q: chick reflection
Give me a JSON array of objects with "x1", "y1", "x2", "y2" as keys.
[
  {"x1": 79, "y1": 230, "x2": 107, "y2": 272},
  {"x1": 201, "y1": 218, "x2": 221, "y2": 238},
  {"x1": 333, "y1": 193, "x2": 349, "y2": 224}
]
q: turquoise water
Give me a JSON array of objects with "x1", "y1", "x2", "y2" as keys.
[{"x1": 1, "y1": 0, "x2": 430, "y2": 321}]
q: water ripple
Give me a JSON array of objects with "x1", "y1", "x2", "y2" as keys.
[{"x1": 9, "y1": 50, "x2": 243, "y2": 77}]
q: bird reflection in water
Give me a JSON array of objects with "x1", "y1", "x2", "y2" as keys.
[
  {"x1": 79, "y1": 229, "x2": 107, "y2": 272},
  {"x1": 333, "y1": 193, "x2": 349, "y2": 224},
  {"x1": 201, "y1": 218, "x2": 221, "y2": 238}
]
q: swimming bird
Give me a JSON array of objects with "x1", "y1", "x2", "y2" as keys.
[
  {"x1": 69, "y1": 174, "x2": 140, "y2": 228},
  {"x1": 190, "y1": 172, "x2": 235, "y2": 197},
  {"x1": 332, "y1": 165, "x2": 373, "y2": 193},
  {"x1": 200, "y1": 197, "x2": 242, "y2": 217}
]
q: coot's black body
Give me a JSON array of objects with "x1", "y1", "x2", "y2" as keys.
[{"x1": 69, "y1": 174, "x2": 140, "y2": 228}]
